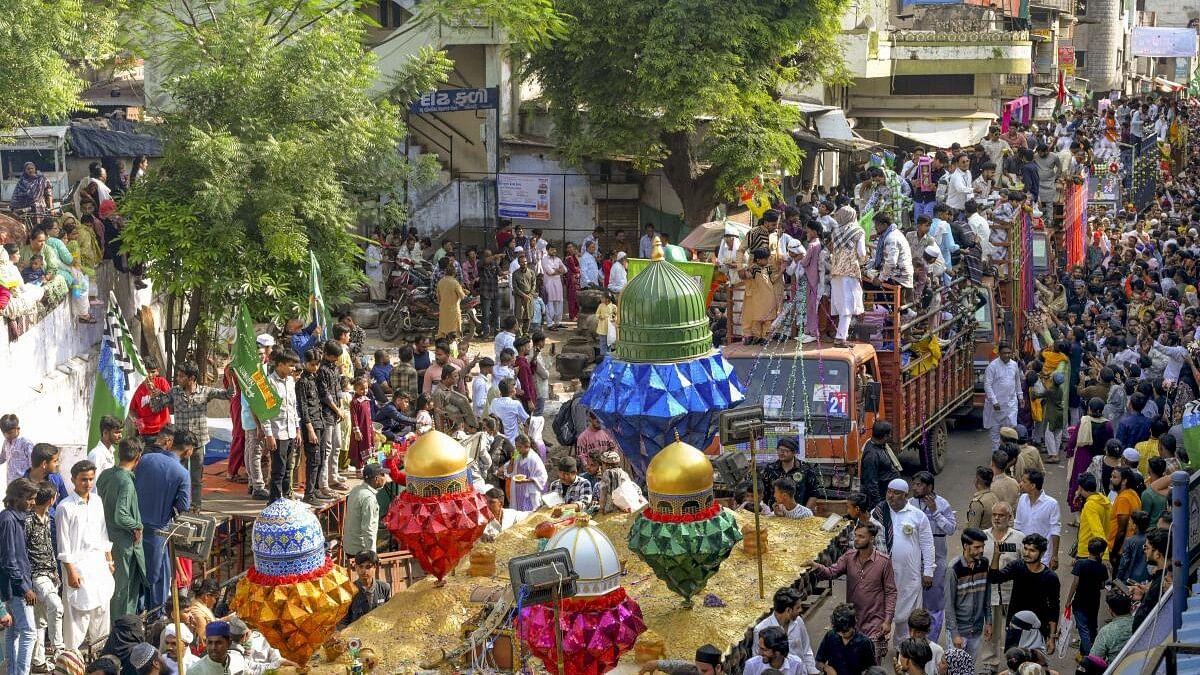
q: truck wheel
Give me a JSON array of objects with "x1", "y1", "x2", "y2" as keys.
[{"x1": 921, "y1": 422, "x2": 948, "y2": 474}]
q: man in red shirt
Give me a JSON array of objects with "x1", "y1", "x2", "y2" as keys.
[{"x1": 129, "y1": 362, "x2": 171, "y2": 443}]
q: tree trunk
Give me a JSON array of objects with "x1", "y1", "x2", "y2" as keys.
[
  {"x1": 659, "y1": 129, "x2": 720, "y2": 226},
  {"x1": 175, "y1": 288, "x2": 205, "y2": 373}
]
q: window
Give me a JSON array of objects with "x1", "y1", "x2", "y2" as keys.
[
  {"x1": 889, "y1": 74, "x2": 975, "y2": 96},
  {"x1": 1075, "y1": 50, "x2": 1087, "y2": 69},
  {"x1": 376, "y1": 0, "x2": 405, "y2": 28}
]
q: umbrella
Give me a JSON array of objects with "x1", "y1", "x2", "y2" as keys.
[{"x1": 679, "y1": 220, "x2": 750, "y2": 252}]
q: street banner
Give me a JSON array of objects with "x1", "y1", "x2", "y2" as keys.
[
  {"x1": 1131, "y1": 27, "x2": 1198, "y2": 58},
  {"x1": 231, "y1": 303, "x2": 281, "y2": 421},
  {"x1": 497, "y1": 174, "x2": 552, "y2": 220}
]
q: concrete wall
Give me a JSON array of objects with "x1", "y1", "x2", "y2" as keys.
[
  {"x1": 501, "y1": 153, "x2": 599, "y2": 245},
  {"x1": 0, "y1": 266, "x2": 161, "y2": 474},
  {"x1": 408, "y1": 178, "x2": 493, "y2": 237},
  {"x1": 1142, "y1": 0, "x2": 1199, "y2": 27}
]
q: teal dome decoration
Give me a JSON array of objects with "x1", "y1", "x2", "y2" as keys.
[
  {"x1": 251, "y1": 499, "x2": 327, "y2": 578},
  {"x1": 616, "y1": 240, "x2": 712, "y2": 363}
]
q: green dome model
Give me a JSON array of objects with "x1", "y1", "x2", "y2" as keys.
[{"x1": 616, "y1": 240, "x2": 712, "y2": 363}]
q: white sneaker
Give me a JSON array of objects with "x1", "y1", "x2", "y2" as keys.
[{"x1": 800, "y1": 334, "x2": 817, "y2": 344}]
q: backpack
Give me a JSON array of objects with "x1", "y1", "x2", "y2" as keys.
[
  {"x1": 553, "y1": 397, "x2": 578, "y2": 446},
  {"x1": 935, "y1": 171, "x2": 951, "y2": 203}
]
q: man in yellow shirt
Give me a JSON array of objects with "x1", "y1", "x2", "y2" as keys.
[
  {"x1": 1074, "y1": 473, "x2": 1110, "y2": 559},
  {"x1": 1134, "y1": 420, "x2": 1167, "y2": 476}
]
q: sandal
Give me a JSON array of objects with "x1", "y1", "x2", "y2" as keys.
[
  {"x1": 77, "y1": 315, "x2": 97, "y2": 324},
  {"x1": 230, "y1": 475, "x2": 249, "y2": 483}
]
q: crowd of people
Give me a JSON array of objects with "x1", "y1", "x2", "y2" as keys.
[
  {"x1": 4, "y1": 87, "x2": 1200, "y2": 675},
  {"x1": 2, "y1": 158, "x2": 146, "y2": 327}
]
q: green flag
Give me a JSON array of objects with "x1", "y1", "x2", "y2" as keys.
[
  {"x1": 88, "y1": 295, "x2": 144, "y2": 447},
  {"x1": 309, "y1": 251, "x2": 332, "y2": 337},
  {"x1": 231, "y1": 303, "x2": 281, "y2": 421},
  {"x1": 858, "y1": 207, "x2": 875, "y2": 241}
]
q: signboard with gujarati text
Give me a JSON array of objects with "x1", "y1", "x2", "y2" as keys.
[{"x1": 409, "y1": 87, "x2": 499, "y2": 114}]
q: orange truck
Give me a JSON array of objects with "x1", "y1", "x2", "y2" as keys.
[{"x1": 717, "y1": 280, "x2": 979, "y2": 511}]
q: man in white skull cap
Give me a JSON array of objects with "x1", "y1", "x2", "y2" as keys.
[{"x1": 871, "y1": 478, "x2": 935, "y2": 647}]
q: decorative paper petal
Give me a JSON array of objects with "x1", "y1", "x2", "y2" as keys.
[
  {"x1": 384, "y1": 489, "x2": 490, "y2": 580},
  {"x1": 518, "y1": 588, "x2": 646, "y2": 675},
  {"x1": 580, "y1": 351, "x2": 744, "y2": 477},
  {"x1": 627, "y1": 509, "x2": 743, "y2": 602},
  {"x1": 229, "y1": 563, "x2": 356, "y2": 665}
]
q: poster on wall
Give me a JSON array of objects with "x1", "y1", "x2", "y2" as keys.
[
  {"x1": 497, "y1": 174, "x2": 552, "y2": 221},
  {"x1": 1058, "y1": 46, "x2": 1075, "y2": 76},
  {"x1": 1131, "y1": 27, "x2": 1199, "y2": 58}
]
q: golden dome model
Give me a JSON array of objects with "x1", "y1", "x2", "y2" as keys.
[
  {"x1": 403, "y1": 430, "x2": 469, "y2": 478},
  {"x1": 646, "y1": 438, "x2": 714, "y2": 497}
]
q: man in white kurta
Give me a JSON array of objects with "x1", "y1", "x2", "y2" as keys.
[
  {"x1": 874, "y1": 479, "x2": 935, "y2": 648},
  {"x1": 539, "y1": 247, "x2": 567, "y2": 329},
  {"x1": 56, "y1": 463, "x2": 115, "y2": 650},
  {"x1": 983, "y1": 343, "x2": 1023, "y2": 451},
  {"x1": 910, "y1": 473, "x2": 957, "y2": 643}
]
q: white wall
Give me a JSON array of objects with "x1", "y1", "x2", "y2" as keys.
[
  {"x1": 0, "y1": 266, "x2": 161, "y2": 476},
  {"x1": 500, "y1": 153, "x2": 599, "y2": 245}
]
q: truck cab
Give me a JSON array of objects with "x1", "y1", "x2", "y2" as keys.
[{"x1": 720, "y1": 341, "x2": 882, "y2": 511}]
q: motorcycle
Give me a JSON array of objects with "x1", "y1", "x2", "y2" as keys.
[{"x1": 378, "y1": 291, "x2": 481, "y2": 341}]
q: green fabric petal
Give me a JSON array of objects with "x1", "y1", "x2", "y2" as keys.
[{"x1": 627, "y1": 510, "x2": 743, "y2": 603}]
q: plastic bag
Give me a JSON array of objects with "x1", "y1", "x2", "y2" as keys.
[
  {"x1": 607, "y1": 320, "x2": 617, "y2": 345},
  {"x1": 1055, "y1": 607, "x2": 1074, "y2": 657},
  {"x1": 611, "y1": 479, "x2": 647, "y2": 512}
]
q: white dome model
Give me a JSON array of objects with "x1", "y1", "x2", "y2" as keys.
[{"x1": 546, "y1": 517, "x2": 622, "y2": 597}]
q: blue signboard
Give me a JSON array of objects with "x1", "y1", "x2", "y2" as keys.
[{"x1": 409, "y1": 87, "x2": 499, "y2": 114}]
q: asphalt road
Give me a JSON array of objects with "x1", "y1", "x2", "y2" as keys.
[{"x1": 799, "y1": 423, "x2": 1082, "y2": 674}]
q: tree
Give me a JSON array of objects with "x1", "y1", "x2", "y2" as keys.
[
  {"x1": 524, "y1": 0, "x2": 849, "y2": 225},
  {"x1": 0, "y1": 0, "x2": 120, "y2": 132},
  {"x1": 119, "y1": 0, "x2": 561, "y2": 371}
]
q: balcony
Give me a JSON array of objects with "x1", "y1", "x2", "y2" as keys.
[
  {"x1": 1028, "y1": 0, "x2": 1076, "y2": 14},
  {"x1": 889, "y1": 30, "x2": 1033, "y2": 76}
]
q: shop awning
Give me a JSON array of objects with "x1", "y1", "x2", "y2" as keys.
[
  {"x1": 791, "y1": 104, "x2": 878, "y2": 151},
  {"x1": 880, "y1": 114, "x2": 997, "y2": 148}
]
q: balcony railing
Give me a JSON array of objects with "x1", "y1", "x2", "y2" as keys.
[{"x1": 1028, "y1": 0, "x2": 1075, "y2": 13}]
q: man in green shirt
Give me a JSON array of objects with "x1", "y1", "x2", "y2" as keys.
[
  {"x1": 1089, "y1": 591, "x2": 1134, "y2": 664},
  {"x1": 96, "y1": 438, "x2": 147, "y2": 618},
  {"x1": 1140, "y1": 457, "x2": 1169, "y2": 527},
  {"x1": 343, "y1": 464, "x2": 386, "y2": 557}
]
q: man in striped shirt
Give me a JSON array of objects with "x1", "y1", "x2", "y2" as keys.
[{"x1": 944, "y1": 527, "x2": 992, "y2": 663}]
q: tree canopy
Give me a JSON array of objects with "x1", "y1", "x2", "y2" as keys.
[
  {"x1": 120, "y1": 0, "x2": 445, "y2": 364},
  {"x1": 524, "y1": 0, "x2": 849, "y2": 224},
  {"x1": 119, "y1": 0, "x2": 562, "y2": 367},
  {"x1": 0, "y1": 0, "x2": 121, "y2": 131}
]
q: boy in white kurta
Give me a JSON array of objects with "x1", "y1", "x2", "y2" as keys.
[{"x1": 56, "y1": 460, "x2": 115, "y2": 650}]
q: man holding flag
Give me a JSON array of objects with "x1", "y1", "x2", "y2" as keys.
[{"x1": 230, "y1": 305, "x2": 283, "y2": 500}]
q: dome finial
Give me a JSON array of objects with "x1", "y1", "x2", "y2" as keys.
[{"x1": 650, "y1": 236, "x2": 665, "y2": 261}]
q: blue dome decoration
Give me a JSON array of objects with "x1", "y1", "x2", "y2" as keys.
[{"x1": 251, "y1": 499, "x2": 327, "y2": 578}]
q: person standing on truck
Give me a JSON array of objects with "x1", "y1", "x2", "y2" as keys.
[
  {"x1": 828, "y1": 204, "x2": 866, "y2": 348},
  {"x1": 760, "y1": 438, "x2": 821, "y2": 510},
  {"x1": 872, "y1": 479, "x2": 935, "y2": 648},
  {"x1": 864, "y1": 212, "x2": 914, "y2": 296},
  {"x1": 984, "y1": 343, "x2": 1024, "y2": 451},
  {"x1": 859, "y1": 421, "x2": 901, "y2": 510},
  {"x1": 910, "y1": 472, "x2": 957, "y2": 642}
]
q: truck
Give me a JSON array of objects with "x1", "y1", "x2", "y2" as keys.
[{"x1": 718, "y1": 278, "x2": 980, "y2": 512}]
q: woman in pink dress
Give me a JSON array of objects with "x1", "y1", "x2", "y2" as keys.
[{"x1": 564, "y1": 242, "x2": 581, "y2": 320}]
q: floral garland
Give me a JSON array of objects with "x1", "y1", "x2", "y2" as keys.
[
  {"x1": 642, "y1": 502, "x2": 722, "y2": 524},
  {"x1": 247, "y1": 556, "x2": 334, "y2": 586}
]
